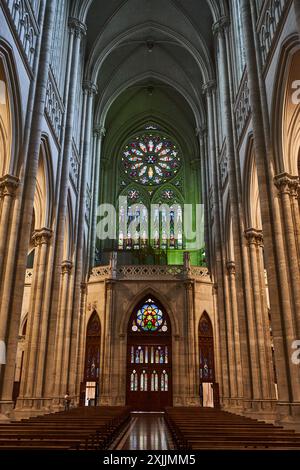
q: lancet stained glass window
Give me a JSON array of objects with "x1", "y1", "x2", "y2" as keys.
[{"x1": 122, "y1": 134, "x2": 181, "y2": 186}]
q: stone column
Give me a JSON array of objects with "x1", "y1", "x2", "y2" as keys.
[
  {"x1": 74, "y1": 283, "x2": 87, "y2": 401},
  {"x1": 99, "y1": 280, "x2": 115, "y2": 405},
  {"x1": 0, "y1": 175, "x2": 19, "y2": 278},
  {"x1": 0, "y1": 1, "x2": 57, "y2": 417},
  {"x1": 197, "y1": 127, "x2": 211, "y2": 269},
  {"x1": 202, "y1": 81, "x2": 230, "y2": 403},
  {"x1": 52, "y1": 260, "x2": 73, "y2": 406},
  {"x1": 226, "y1": 262, "x2": 243, "y2": 403},
  {"x1": 16, "y1": 228, "x2": 52, "y2": 410},
  {"x1": 43, "y1": 17, "x2": 87, "y2": 398},
  {"x1": 67, "y1": 81, "x2": 97, "y2": 398},
  {"x1": 274, "y1": 174, "x2": 300, "y2": 335},
  {"x1": 245, "y1": 229, "x2": 276, "y2": 412},
  {"x1": 224, "y1": 263, "x2": 238, "y2": 403},
  {"x1": 89, "y1": 126, "x2": 105, "y2": 268},
  {"x1": 241, "y1": 0, "x2": 300, "y2": 423},
  {"x1": 294, "y1": 0, "x2": 300, "y2": 35},
  {"x1": 184, "y1": 273, "x2": 199, "y2": 405},
  {"x1": 0, "y1": 175, "x2": 20, "y2": 364},
  {"x1": 213, "y1": 17, "x2": 256, "y2": 409},
  {"x1": 59, "y1": 271, "x2": 76, "y2": 399}
]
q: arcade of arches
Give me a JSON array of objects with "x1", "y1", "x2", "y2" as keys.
[{"x1": 0, "y1": 0, "x2": 300, "y2": 432}]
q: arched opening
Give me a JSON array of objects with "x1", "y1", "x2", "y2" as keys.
[
  {"x1": 126, "y1": 296, "x2": 172, "y2": 411},
  {"x1": 81, "y1": 312, "x2": 101, "y2": 406},
  {"x1": 12, "y1": 318, "x2": 28, "y2": 407},
  {"x1": 0, "y1": 58, "x2": 12, "y2": 176},
  {"x1": 199, "y1": 312, "x2": 218, "y2": 408}
]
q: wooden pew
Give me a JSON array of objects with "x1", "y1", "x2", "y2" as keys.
[
  {"x1": 165, "y1": 407, "x2": 300, "y2": 450},
  {"x1": 0, "y1": 406, "x2": 131, "y2": 451}
]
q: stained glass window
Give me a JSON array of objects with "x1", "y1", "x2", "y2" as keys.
[
  {"x1": 137, "y1": 300, "x2": 162, "y2": 332},
  {"x1": 130, "y1": 370, "x2": 138, "y2": 391},
  {"x1": 122, "y1": 134, "x2": 181, "y2": 186},
  {"x1": 199, "y1": 313, "x2": 215, "y2": 383},
  {"x1": 161, "y1": 371, "x2": 168, "y2": 391},
  {"x1": 84, "y1": 312, "x2": 100, "y2": 382},
  {"x1": 131, "y1": 298, "x2": 168, "y2": 333}
]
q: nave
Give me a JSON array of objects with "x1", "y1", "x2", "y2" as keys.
[
  {"x1": 0, "y1": 407, "x2": 300, "y2": 451},
  {"x1": 110, "y1": 413, "x2": 174, "y2": 450}
]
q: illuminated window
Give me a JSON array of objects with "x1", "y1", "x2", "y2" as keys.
[
  {"x1": 131, "y1": 298, "x2": 168, "y2": 333},
  {"x1": 122, "y1": 134, "x2": 181, "y2": 186}
]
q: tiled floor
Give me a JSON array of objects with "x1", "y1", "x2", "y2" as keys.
[{"x1": 113, "y1": 413, "x2": 174, "y2": 450}]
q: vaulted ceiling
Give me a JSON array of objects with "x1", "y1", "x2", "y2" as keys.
[{"x1": 71, "y1": 0, "x2": 227, "y2": 151}]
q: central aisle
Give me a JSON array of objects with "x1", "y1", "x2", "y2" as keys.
[{"x1": 112, "y1": 413, "x2": 174, "y2": 450}]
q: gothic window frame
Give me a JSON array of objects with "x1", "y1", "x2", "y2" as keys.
[
  {"x1": 84, "y1": 311, "x2": 101, "y2": 382},
  {"x1": 128, "y1": 297, "x2": 171, "y2": 336},
  {"x1": 198, "y1": 312, "x2": 215, "y2": 383},
  {"x1": 117, "y1": 128, "x2": 185, "y2": 252},
  {"x1": 120, "y1": 131, "x2": 183, "y2": 187}
]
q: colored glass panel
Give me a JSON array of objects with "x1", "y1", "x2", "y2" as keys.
[{"x1": 122, "y1": 134, "x2": 181, "y2": 186}]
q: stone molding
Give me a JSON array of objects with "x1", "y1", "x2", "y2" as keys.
[
  {"x1": 0, "y1": 175, "x2": 20, "y2": 198},
  {"x1": 94, "y1": 126, "x2": 106, "y2": 139},
  {"x1": 32, "y1": 228, "x2": 52, "y2": 247},
  {"x1": 82, "y1": 80, "x2": 98, "y2": 96},
  {"x1": 61, "y1": 260, "x2": 73, "y2": 275},
  {"x1": 245, "y1": 228, "x2": 264, "y2": 247},
  {"x1": 226, "y1": 261, "x2": 236, "y2": 275},
  {"x1": 212, "y1": 16, "x2": 230, "y2": 37},
  {"x1": 274, "y1": 173, "x2": 299, "y2": 196},
  {"x1": 202, "y1": 80, "x2": 217, "y2": 96},
  {"x1": 90, "y1": 264, "x2": 211, "y2": 282},
  {"x1": 68, "y1": 17, "x2": 87, "y2": 38}
]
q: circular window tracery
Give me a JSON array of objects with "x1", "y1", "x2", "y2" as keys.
[
  {"x1": 122, "y1": 134, "x2": 181, "y2": 186},
  {"x1": 131, "y1": 298, "x2": 168, "y2": 333}
]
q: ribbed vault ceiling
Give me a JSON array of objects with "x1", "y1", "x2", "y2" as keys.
[{"x1": 71, "y1": 0, "x2": 225, "y2": 153}]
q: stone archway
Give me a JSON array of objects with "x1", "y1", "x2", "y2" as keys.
[
  {"x1": 126, "y1": 296, "x2": 173, "y2": 411},
  {"x1": 81, "y1": 311, "x2": 101, "y2": 406}
]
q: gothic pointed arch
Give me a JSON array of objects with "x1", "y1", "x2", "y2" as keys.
[
  {"x1": 84, "y1": 311, "x2": 101, "y2": 382},
  {"x1": 0, "y1": 39, "x2": 22, "y2": 176},
  {"x1": 243, "y1": 136, "x2": 262, "y2": 230},
  {"x1": 126, "y1": 295, "x2": 172, "y2": 410},
  {"x1": 198, "y1": 311, "x2": 215, "y2": 383},
  {"x1": 272, "y1": 34, "x2": 300, "y2": 174}
]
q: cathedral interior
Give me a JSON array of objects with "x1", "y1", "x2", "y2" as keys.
[{"x1": 1, "y1": 0, "x2": 300, "y2": 452}]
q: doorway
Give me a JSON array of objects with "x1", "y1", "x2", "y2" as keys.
[
  {"x1": 126, "y1": 297, "x2": 172, "y2": 411},
  {"x1": 81, "y1": 311, "x2": 100, "y2": 406},
  {"x1": 199, "y1": 312, "x2": 219, "y2": 408}
]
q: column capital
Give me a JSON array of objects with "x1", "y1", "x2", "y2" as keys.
[
  {"x1": 32, "y1": 228, "x2": 52, "y2": 247},
  {"x1": 274, "y1": 172, "x2": 299, "y2": 196},
  {"x1": 68, "y1": 17, "x2": 87, "y2": 38},
  {"x1": 212, "y1": 16, "x2": 230, "y2": 37},
  {"x1": 94, "y1": 125, "x2": 106, "y2": 138},
  {"x1": 202, "y1": 80, "x2": 217, "y2": 96},
  {"x1": 226, "y1": 260, "x2": 236, "y2": 275},
  {"x1": 80, "y1": 282, "x2": 87, "y2": 294},
  {"x1": 245, "y1": 228, "x2": 264, "y2": 247},
  {"x1": 61, "y1": 260, "x2": 73, "y2": 275},
  {"x1": 82, "y1": 80, "x2": 98, "y2": 96},
  {"x1": 195, "y1": 126, "x2": 207, "y2": 138},
  {"x1": 0, "y1": 174, "x2": 20, "y2": 197}
]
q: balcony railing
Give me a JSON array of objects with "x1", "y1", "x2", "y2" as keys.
[
  {"x1": 25, "y1": 268, "x2": 33, "y2": 284},
  {"x1": 45, "y1": 69, "x2": 64, "y2": 143},
  {"x1": 257, "y1": 0, "x2": 291, "y2": 68},
  {"x1": 4, "y1": 0, "x2": 40, "y2": 71},
  {"x1": 234, "y1": 71, "x2": 251, "y2": 143},
  {"x1": 90, "y1": 265, "x2": 211, "y2": 282}
]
